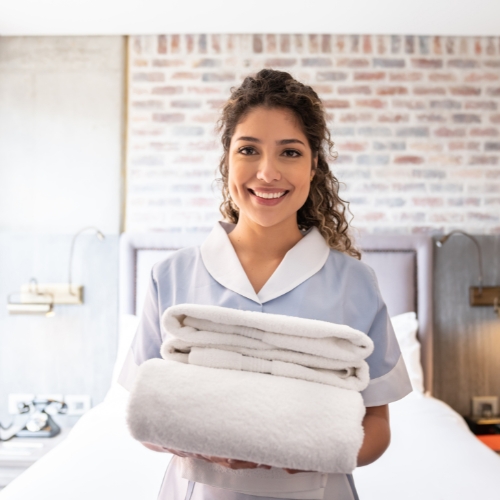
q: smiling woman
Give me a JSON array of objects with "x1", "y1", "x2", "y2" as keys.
[
  {"x1": 122, "y1": 69, "x2": 412, "y2": 500},
  {"x1": 217, "y1": 69, "x2": 360, "y2": 259}
]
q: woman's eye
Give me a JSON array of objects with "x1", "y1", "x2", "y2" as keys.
[
  {"x1": 238, "y1": 146, "x2": 257, "y2": 155},
  {"x1": 282, "y1": 149, "x2": 301, "y2": 158}
]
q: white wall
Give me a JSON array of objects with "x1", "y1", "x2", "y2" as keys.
[
  {"x1": 0, "y1": 36, "x2": 125, "y2": 424},
  {"x1": 1, "y1": 0, "x2": 500, "y2": 36},
  {"x1": 125, "y1": 34, "x2": 500, "y2": 235},
  {"x1": 0, "y1": 37, "x2": 124, "y2": 234}
]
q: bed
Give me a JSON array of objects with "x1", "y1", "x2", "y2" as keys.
[{"x1": 1, "y1": 231, "x2": 499, "y2": 500}]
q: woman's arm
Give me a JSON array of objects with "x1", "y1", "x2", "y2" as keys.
[{"x1": 356, "y1": 404, "x2": 390, "y2": 467}]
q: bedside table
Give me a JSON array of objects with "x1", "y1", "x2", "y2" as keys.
[
  {"x1": 464, "y1": 416, "x2": 500, "y2": 454},
  {"x1": 0, "y1": 428, "x2": 70, "y2": 491}
]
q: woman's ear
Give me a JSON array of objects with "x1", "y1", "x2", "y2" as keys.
[{"x1": 311, "y1": 156, "x2": 318, "y2": 179}]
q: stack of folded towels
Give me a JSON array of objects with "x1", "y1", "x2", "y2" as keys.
[{"x1": 127, "y1": 304, "x2": 374, "y2": 474}]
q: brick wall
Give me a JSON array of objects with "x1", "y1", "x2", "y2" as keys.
[{"x1": 126, "y1": 34, "x2": 500, "y2": 235}]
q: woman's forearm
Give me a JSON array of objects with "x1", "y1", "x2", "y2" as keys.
[{"x1": 357, "y1": 404, "x2": 391, "y2": 467}]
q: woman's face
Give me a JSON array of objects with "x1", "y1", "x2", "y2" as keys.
[{"x1": 228, "y1": 106, "x2": 316, "y2": 229}]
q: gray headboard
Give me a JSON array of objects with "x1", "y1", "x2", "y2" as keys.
[
  {"x1": 358, "y1": 235, "x2": 433, "y2": 394},
  {"x1": 119, "y1": 232, "x2": 433, "y2": 394}
]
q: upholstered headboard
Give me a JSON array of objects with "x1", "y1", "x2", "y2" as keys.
[
  {"x1": 358, "y1": 235, "x2": 433, "y2": 394},
  {"x1": 119, "y1": 232, "x2": 433, "y2": 393}
]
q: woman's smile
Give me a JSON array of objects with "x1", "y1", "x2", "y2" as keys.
[{"x1": 248, "y1": 188, "x2": 290, "y2": 205}]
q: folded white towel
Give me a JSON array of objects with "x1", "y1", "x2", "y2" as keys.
[
  {"x1": 164, "y1": 338, "x2": 358, "y2": 370},
  {"x1": 162, "y1": 304, "x2": 374, "y2": 362},
  {"x1": 162, "y1": 343, "x2": 369, "y2": 391},
  {"x1": 128, "y1": 304, "x2": 372, "y2": 474},
  {"x1": 127, "y1": 359, "x2": 365, "y2": 474},
  {"x1": 160, "y1": 304, "x2": 372, "y2": 391}
]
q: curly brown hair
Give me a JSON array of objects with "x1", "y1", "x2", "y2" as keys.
[{"x1": 216, "y1": 69, "x2": 360, "y2": 259}]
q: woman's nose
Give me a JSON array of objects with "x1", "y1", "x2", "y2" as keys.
[{"x1": 256, "y1": 156, "x2": 281, "y2": 183}]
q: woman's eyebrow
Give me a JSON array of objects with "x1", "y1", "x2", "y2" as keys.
[
  {"x1": 235, "y1": 136, "x2": 305, "y2": 146},
  {"x1": 236, "y1": 136, "x2": 261, "y2": 143},
  {"x1": 277, "y1": 139, "x2": 305, "y2": 146}
]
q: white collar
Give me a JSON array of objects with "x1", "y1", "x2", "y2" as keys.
[{"x1": 200, "y1": 221, "x2": 330, "y2": 304}]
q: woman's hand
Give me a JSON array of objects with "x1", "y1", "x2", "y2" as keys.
[
  {"x1": 283, "y1": 468, "x2": 309, "y2": 474},
  {"x1": 141, "y1": 443, "x2": 271, "y2": 470},
  {"x1": 201, "y1": 456, "x2": 271, "y2": 470},
  {"x1": 141, "y1": 442, "x2": 203, "y2": 459}
]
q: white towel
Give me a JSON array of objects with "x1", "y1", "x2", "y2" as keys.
[
  {"x1": 160, "y1": 304, "x2": 373, "y2": 391},
  {"x1": 162, "y1": 304, "x2": 374, "y2": 362},
  {"x1": 162, "y1": 343, "x2": 369, "y2": 391},
  {"x1": 164, "y1": 338, "x2": 359, "y2": 370},
  {"x1": 127, "y1": 304, "x2": 372, "y2": 473},
  {"x1": 127, "y1": 359, "x2": 365, "y2": 474}
]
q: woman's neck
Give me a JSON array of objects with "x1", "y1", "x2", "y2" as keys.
[
  {"x1": 226, "y1": 215, "x2": 304, "y2": 294},
  {"x1": 227, "y1": 214, "x2": 303, "y2": 261}
]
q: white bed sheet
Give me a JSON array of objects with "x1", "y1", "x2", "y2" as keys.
[
  {"x1": 354, "y1": 392, "x2": 500, "y2": 498},
  {"x1": 1, "y1": 389, "x2": 499, "y2": 500}
]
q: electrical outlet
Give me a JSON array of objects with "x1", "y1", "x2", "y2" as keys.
[
  {"x1": 472, "y1": 396, "x2": 499, "y2": 418},
  {"x1": 64, "y1": 395, "x2": 91, "y2": 416}
]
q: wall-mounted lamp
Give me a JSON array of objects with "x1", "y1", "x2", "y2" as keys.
[
  {"x1": 436, "y1": 230, "x2": 500, "y2": 317},
  {"x1": 7, "y1": 279, "x2": 55, "y2": 317},
  {"x1": 6, "y1": 226, "x2": 105, "y2": 317}
]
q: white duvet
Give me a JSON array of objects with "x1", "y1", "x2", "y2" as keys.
[{"x1": 2, "y1": 386, "x2": 499, "y2": 500}]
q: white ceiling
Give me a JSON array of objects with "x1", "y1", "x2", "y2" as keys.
[{"x1": 1, "y1": 0, "x2": 499, "y2": 36}]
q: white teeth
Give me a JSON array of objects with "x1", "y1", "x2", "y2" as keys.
[{"x1": 253, "y1": 191, "x2": 286, "y2": 199}]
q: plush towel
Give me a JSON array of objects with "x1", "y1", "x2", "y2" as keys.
[
  {"x1": 160, "y1": 304, "x2": 373, "y2": 391},
  {"x1": 127, "y1": 359, "x2": 366, "y2": 474},
  {"x1": 162, "y1": 304, "x2": 374, "y2": 362},
  {"x1": 127, "y1": 304, "x2": 372, "y2": 473},
  {"x1": 162, "y1": 343, "x2": 369, "y2": 391}
]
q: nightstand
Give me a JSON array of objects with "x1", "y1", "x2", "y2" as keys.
[
  {"x1": 0, "y1": 428, "x2": 70, "y2": 491},
  {"x1": 464, "y1": 416, "x2": 500, "y2": 454}
]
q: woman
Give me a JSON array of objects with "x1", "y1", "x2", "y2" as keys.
[{"x1": 119, "y1": 69, "x2": 412, "y2": 500}]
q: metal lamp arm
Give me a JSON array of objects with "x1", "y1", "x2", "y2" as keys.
[
  {"x1": 437, "y1": 229, "x2": 483, "y2": 294},
  {"x1": 68, "y1": 226, "x2": 105, "y2": 296}
]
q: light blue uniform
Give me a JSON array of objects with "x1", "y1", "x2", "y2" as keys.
[{"x1": 119, "y1": 221, "x2": 412, "y2": 500}]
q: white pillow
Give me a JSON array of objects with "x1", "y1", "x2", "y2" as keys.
[
  {"x1": 110, "y1": 314, "x2": 140, "y2": 386},
  {"x1": 390, "y1": 312, "x2": 424, "y2": 394}
]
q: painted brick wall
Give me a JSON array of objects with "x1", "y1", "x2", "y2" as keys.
[{"x1": 126, "y1": 34, "x2": 500, "y2": 235}]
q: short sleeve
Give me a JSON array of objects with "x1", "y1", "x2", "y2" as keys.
[
  {"x1": 360, "y1": 269, "x2": 413, "y2": 407},
  {"x1": 117, "y1": 267, "x2": 163, "y2": 391}
]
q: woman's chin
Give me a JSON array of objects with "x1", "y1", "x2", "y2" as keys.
[{"x1": 242, "y1": 211, "x2": 297, "y2": 230}]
